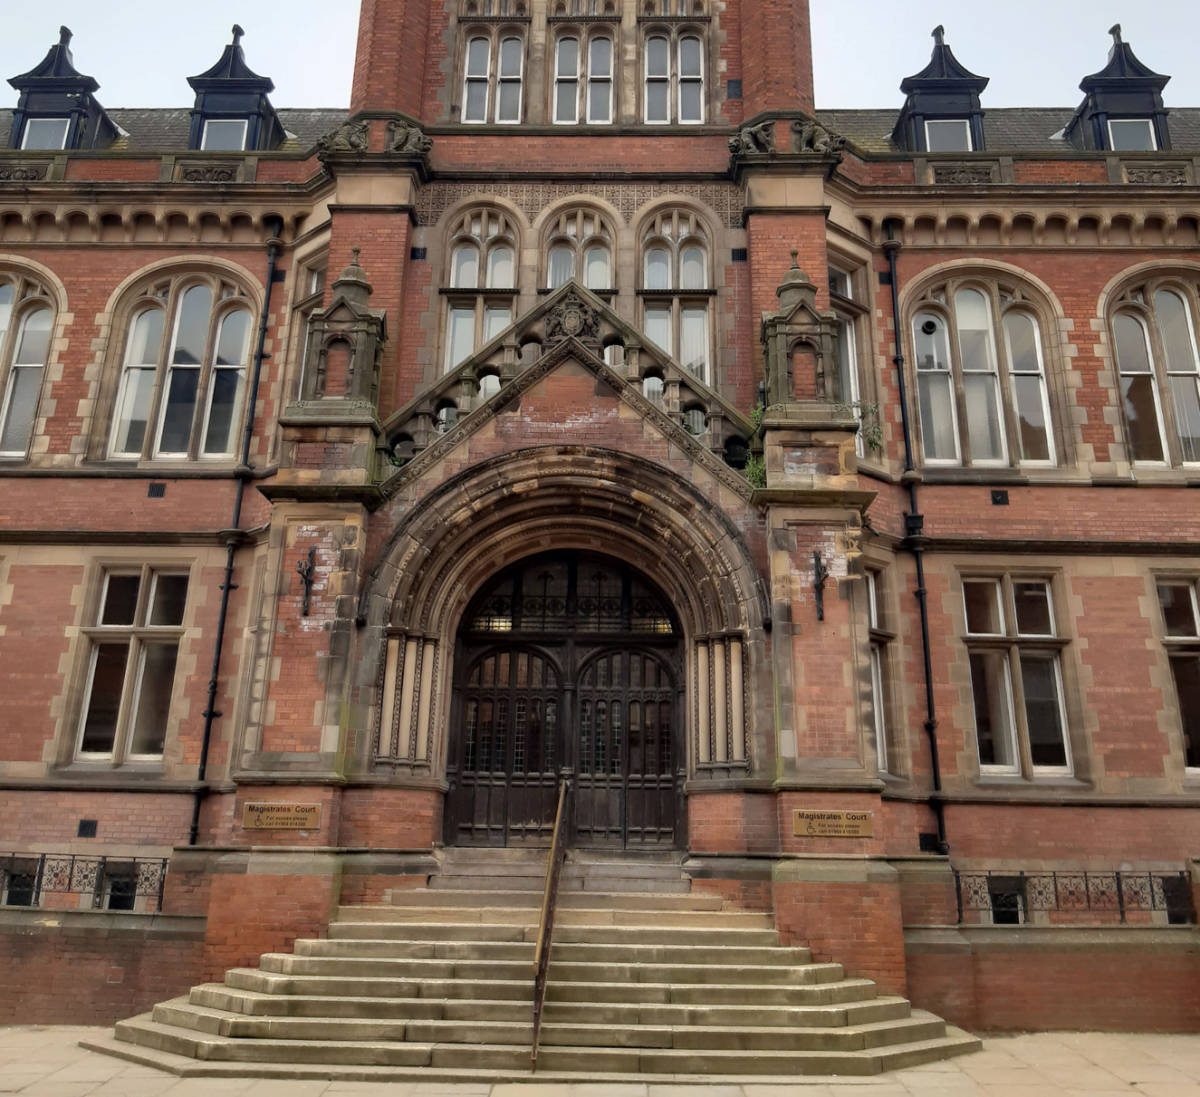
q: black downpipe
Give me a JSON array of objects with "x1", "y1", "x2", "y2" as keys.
[
  {"x1": 189, "y1": 220, "x2": 284, "y2": 846},
  {"x1": 883, "y1": 222, "x2": 949, "y2": 856}
]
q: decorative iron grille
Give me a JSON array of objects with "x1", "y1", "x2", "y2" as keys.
[
  {"x1": 0, "y1": 853, "x2": 168, "y2": 912},
  {"x1": 954, "y1": 868, "x2": 1195, "y2": 926}
]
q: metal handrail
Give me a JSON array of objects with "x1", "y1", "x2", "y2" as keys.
[{"x1": 530, "y1": 777, "x2": 570, "y2": 1070}]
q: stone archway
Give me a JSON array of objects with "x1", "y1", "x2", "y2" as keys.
[{"x1": 356, "y1": 446, "x2": 770, "y2": 834}]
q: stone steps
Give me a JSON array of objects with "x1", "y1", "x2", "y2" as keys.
[{"x1": 95, "y1": 855, "x2": 981, "y2": 1080}]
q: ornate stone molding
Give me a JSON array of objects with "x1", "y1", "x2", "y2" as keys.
[
  {"x1": 0, "y1": 163, "x2": 49, "y2": 182},
  {"x1": 544, "y1": 288, "x2": 601, "y2": 349},
  {"x1": 1123, "y1": 162, "x2": 1191, "y2": 186},
  {"x1": 930, "y1": 161, "x2": 999, "y2": 185},
  {"x1": 175, "y1": 162, "x2": 242, "y2": 184}
]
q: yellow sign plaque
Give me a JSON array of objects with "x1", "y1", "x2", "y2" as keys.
[
  {"x1": 242, "y1": 802, "x2": 322, "y2": 831},
  {"x1": 793, "y1": 809, "x2": 874, "y2": 838}
]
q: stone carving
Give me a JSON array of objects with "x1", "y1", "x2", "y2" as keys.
[
  {"x1": 791, "y1": 118, "x2": 846, "y2": 156},
  {"x1": 317, "y1": 119, "x2": 370, "y2": 155},
  {"x1": 545, "y1": 289, "x2": 601, "y2": 347},
  {"x1": 386, "y1": 120, "x2": 433, "y2": 156},
  {"x1": 1124, "y1": 165, "x2": 1189, "y2": 185},
  {"x1": 179, "y1": 165, "x2": 239, "y2": 183},
  {"x1": 931, "y1": 163, "x2": 997, "y2": 184},
  {"x1": 0, "y1": 164, "x2": 48, "y2": 182},
  {"x1": 729, "y1": 120, "x2": 775, "y2": 156},
  {"x1": 415, "y1": 181, "x2": 743, "y2": 228}
]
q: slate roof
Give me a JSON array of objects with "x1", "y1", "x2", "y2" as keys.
[
  {"x1": 0, "y1": 107, "x2": 348, "y2": 151},
  {"x1": 2, "y1": 103, "x2": 1200, "y2": 156}
]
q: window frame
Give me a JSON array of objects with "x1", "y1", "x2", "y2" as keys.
[
  {"x1": 1107, "y1": 118, "x2": 1157, "y2": 152},
  {"x1": 829, "y1": 263, "x2": 870, "y2": 458},
  {"x1": 0, "y1": 274, "x2": 55, "y2": 460},
  {"x1": 20, "y1": 117, "x2": 70, "y2": 151},
  {"x1": 74, "y1": 566, "x2": 190, "y2": 766},
  {"x1": 1110, "y1": 279, "x2": 1200, "y2": 468},
  {"x1": 924, "y1": 118, "x2": 973, "y2": 153},
  {"x1": 642, "y1": 28, "x2": 705, "y2": 125},
  {"x1": 910, "y1": 277, "x2": 1058, "y2": 470},
  {"x1": 199, "y1": 118, "x2": 249, "y2": 152},
  {"x1": 442, "y1": 209, "x2": 520, "y2": 373},
  {"x1": 1155, "y1": 577, "x2": 1200, "y2": 773},
  {"x1": 865, "y1": 569, "x2": 899, "y2": 777},
  {"x1": 292, "y1": 259, "x2": 328, "y2": 400},
  {"x1": 104, "y1": 273, "x2": 256, "y2": 463},
  {"x1": 637, "y1": 211, "x2": 713, "y2": 382},
  {"x1": 542, "y1": 207, "x2": 615, "y2": 292},
  {"x1": 962, "y1": 574, "x2": 1073, "y2": 779},
  {"x1": 460, "y1": 29, "x2": 526, "y2": 124}
]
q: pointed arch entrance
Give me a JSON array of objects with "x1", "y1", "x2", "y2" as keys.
[{"x1": 446, "y1": 551, "x2": 684, "y2": 848}]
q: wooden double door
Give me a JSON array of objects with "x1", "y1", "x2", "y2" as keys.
[{"x1": 444, "y1": 553, "x2": 684, "y2": 849}]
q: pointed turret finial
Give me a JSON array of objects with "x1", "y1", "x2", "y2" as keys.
[
  {"x1": 790, "y1": 249, "x2": 799, "y2": 269},
  {"x1": 1109, "y1": 24, "x2": 1122, "y2": 45},
  {"x1": 59, "y1": 26, "x2": 72, "y2": 47},
  {"x1": 351, "y1": 247, "x2": 361, "y2": 266},
  {"x1": 932, "y1": 25, "x2": 945, "y2": 45},
  {"x1": 232, "y1": 24, "x2": 245, "y2": 46}
]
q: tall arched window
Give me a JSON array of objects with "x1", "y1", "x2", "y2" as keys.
[
  {"x1": 107, "y1": 273, "x2": 254, "y2": 461},
  {"x1": 461, "y1": 32, "x2": 525, "y2": 123},
  {"x1": 643, "y1": 30, "x2": 704, "y2": 124},
  {"x1": 638, "y1": 209, "x2": 711, "y2": 381},
  {"x1": 910, "y1": 276, "x2": 1056, "y2": 467},
  {"x1": 0, "y1": 272, "x2": 55, "y2": 458},
  {"x1": 1110, "y1": 279, "x2": 1200, "y2": 465},
  {"x1": 543, "y1": 207, "x2": 614, "y2": 291},
  {"x1": 553, "y1": 32, "x2": 614, "y2": 124},
  {"x1": 444, "y1": 208, "x2": 520, "y2": 371}
]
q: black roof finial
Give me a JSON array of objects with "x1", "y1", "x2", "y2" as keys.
[
  {"x1": 932, "y1": 25, "x2": 945, "y2": 46},
  {"x1": 1109, "y1": 23, "x2": 1122, "y2": 45},
  {"x1": 232, "y1": 24, "x2": 245, "y2": 46},
  {"x1": 58, "y1": 26, "x2": 72, "y2": 47}
]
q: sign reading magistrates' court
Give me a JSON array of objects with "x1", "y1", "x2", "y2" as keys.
[
  {"x1": 242, "y1": 802, "x2": 321, "y2": 831},
  {"x1": 793, "y1": 809, "x2": 874, "y2": 838}
]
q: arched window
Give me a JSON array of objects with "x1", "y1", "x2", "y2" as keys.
[
  {"x1": 553, "y1": 32, "x2": 614, "y2": 124},
  {"x1": 1110, "y1": 279, "x2": 1200, "y2": 465},
  {"x1": 443, "y1": 208, "x2": 520, "y2": 371},
  {"x1": 643, "y1": 30, "x2": 704, "y2": 124},
  {"x1": 638, "y1": 209, "x2": 711, "y2": 381},
  {"x1": 461, "y1": 32, "x2": 525, "y2": 123},
  {"x1": 0, "y1": 272, "x2": 55, "y2": 458},
  {"x1": 910, "y1": 276, "x2": 1056, "y2": 467},
  {"x1": 107, "y1": 273, "x2": 254, "y2": 461},
  {"x1": 543, "y1": 207, "x2": 614, "y2": 291}
]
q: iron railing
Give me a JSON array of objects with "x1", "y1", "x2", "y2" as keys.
[
  {"x1": 954, "y1": 868, "x2": 1195, "y2": 926},
  {"x1": 0, "y1": 853, "x2": 168, "y2": 912},
  {"x1": 531, "y1": 777, "x2": 571, "y2": 1070}
]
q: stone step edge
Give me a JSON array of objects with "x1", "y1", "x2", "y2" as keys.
[{"x1": 81, "y1": 1029, "x2": 979, "y2": 1085}]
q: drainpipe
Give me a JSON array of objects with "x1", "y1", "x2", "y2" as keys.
[
  {"x1": 189, "y1": 216, "x2": 285, "y2": 846},
  {"x1": 882, "y1": 221, "x2": 949, "y2": 856}
]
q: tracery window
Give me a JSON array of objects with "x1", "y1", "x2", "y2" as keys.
[
  {"x1": 639, "y1": 209, "x2": 711, "y2": 381},
  {"x1": 108, "y1": 273, "x2": 253, "y2": 461},
  {"x1": 552, "y1": 32, "x2": 614, "y2": 124},
  {"x1": 1110, "y1": 279, "x2": 1200, "y2": 466},
  {"x1": 544, "y1": 207, "x2": 614, "y2": 291},
  {"x1": 444, "y1": 208, "x2": 519, "y2": 371},
  {"x1": 911, "y1": 277, "x2": 1056, "y2": 467},
  {"x1": 461, "y1": 31, "x2": 526, "y2": 123},
  {"x1": 0, "y1": 272, "x2": 54, "y2": 458},
  {"x1": 643, "y1": 29, "x2": 704, "y2": 124}
]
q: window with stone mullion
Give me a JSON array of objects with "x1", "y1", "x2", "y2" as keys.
[
  {"x1": 1157, "y1": 579, "x2": 1200, "y2": 770},
  {"x1": 0, "y1": 279, "x2": 53, "y2": 458}
]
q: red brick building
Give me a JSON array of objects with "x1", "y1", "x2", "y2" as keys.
[{"x1": 1, "y1": 2, "x2": 1198, "y2": 1039}]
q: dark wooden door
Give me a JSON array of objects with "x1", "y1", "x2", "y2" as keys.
[{"x1": 444, "y1": 552, "x2": 683, "y2": 849}]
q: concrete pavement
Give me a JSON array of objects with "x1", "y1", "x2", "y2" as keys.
[{"x1": 3, "y1": 1026, "x2": 1200, "y2": 1097}]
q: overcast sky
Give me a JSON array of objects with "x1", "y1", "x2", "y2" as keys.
[{"x1": 1, "y1": 1, "x2": 1196, "y2": 112}]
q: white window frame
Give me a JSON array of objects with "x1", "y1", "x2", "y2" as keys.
[
  {"x1": 829, "y1": 264, "x2": 865, "y2": 457},
  {"x1": 199, "y1": 118, "x2": 249, "y2": 151},
  {"x1": 74, "y1": 568, "x2": 189, "y2": 764},
  {"x1": 20, "y1": 117, "x2": 70, "y2": 150},
  {"x1": 462, "y1": 35, "x2": 492, "y2": 123},
  {"x1": 642, "y1": 31, "x2": 704, "y2": 124},
  {"x1": 1001, "y1": 310, "x2": 1057, "y2": 466},
  {"x1": 924, "y1": 118, "x2": 973, "y2": 153},
  {"x1": 586, "y1": 35, "x2": 614, "y2": 124},
  {"x1": 553, "y1": 35, "x2": 580, "y2": 124},
  {"x1": 1156, "y1": 578, "x2": 1200, "y2": 773},
  {"x1": 964, "y1": 576, "x2": 1072, "y2": 778},
  {"x1": 639, "y1": 236, "x2": 711, "y2": 383},
  {"x1": 443, "y1": 212, "x2": 518, "y2": 373},
  {"x1": 0, "y1": 300, "x2": 53, "y2": 459},
  {"x1": 1112, "y1": 310, "x2": 1170, "y2": 466},
  {"x1": 866, "y1": 570, "x2": 896, "y2": 776},
  {"x1": 1107, "y1": 118, "x2": 1157, "y2": 152}
]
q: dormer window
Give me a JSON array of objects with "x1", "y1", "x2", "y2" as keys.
[
  {"x1": 1107, "y1": 118, "x2": 1156, "y2": 152},
  {"x1": 200, "y1": 119, "x2": 249, "y2": 151},
  {"x1": 21, "y1": 117, "x2": 70, "y2": 150},
  {"x1": 924, "y1": 118, "x2": 972, "y2": 153},
  {"x1": 186, "y1": 26, "x2": 285, "y2": 152},
  {"x1": 892, "y1": 26, "x2": 988, "y2": 154}
]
